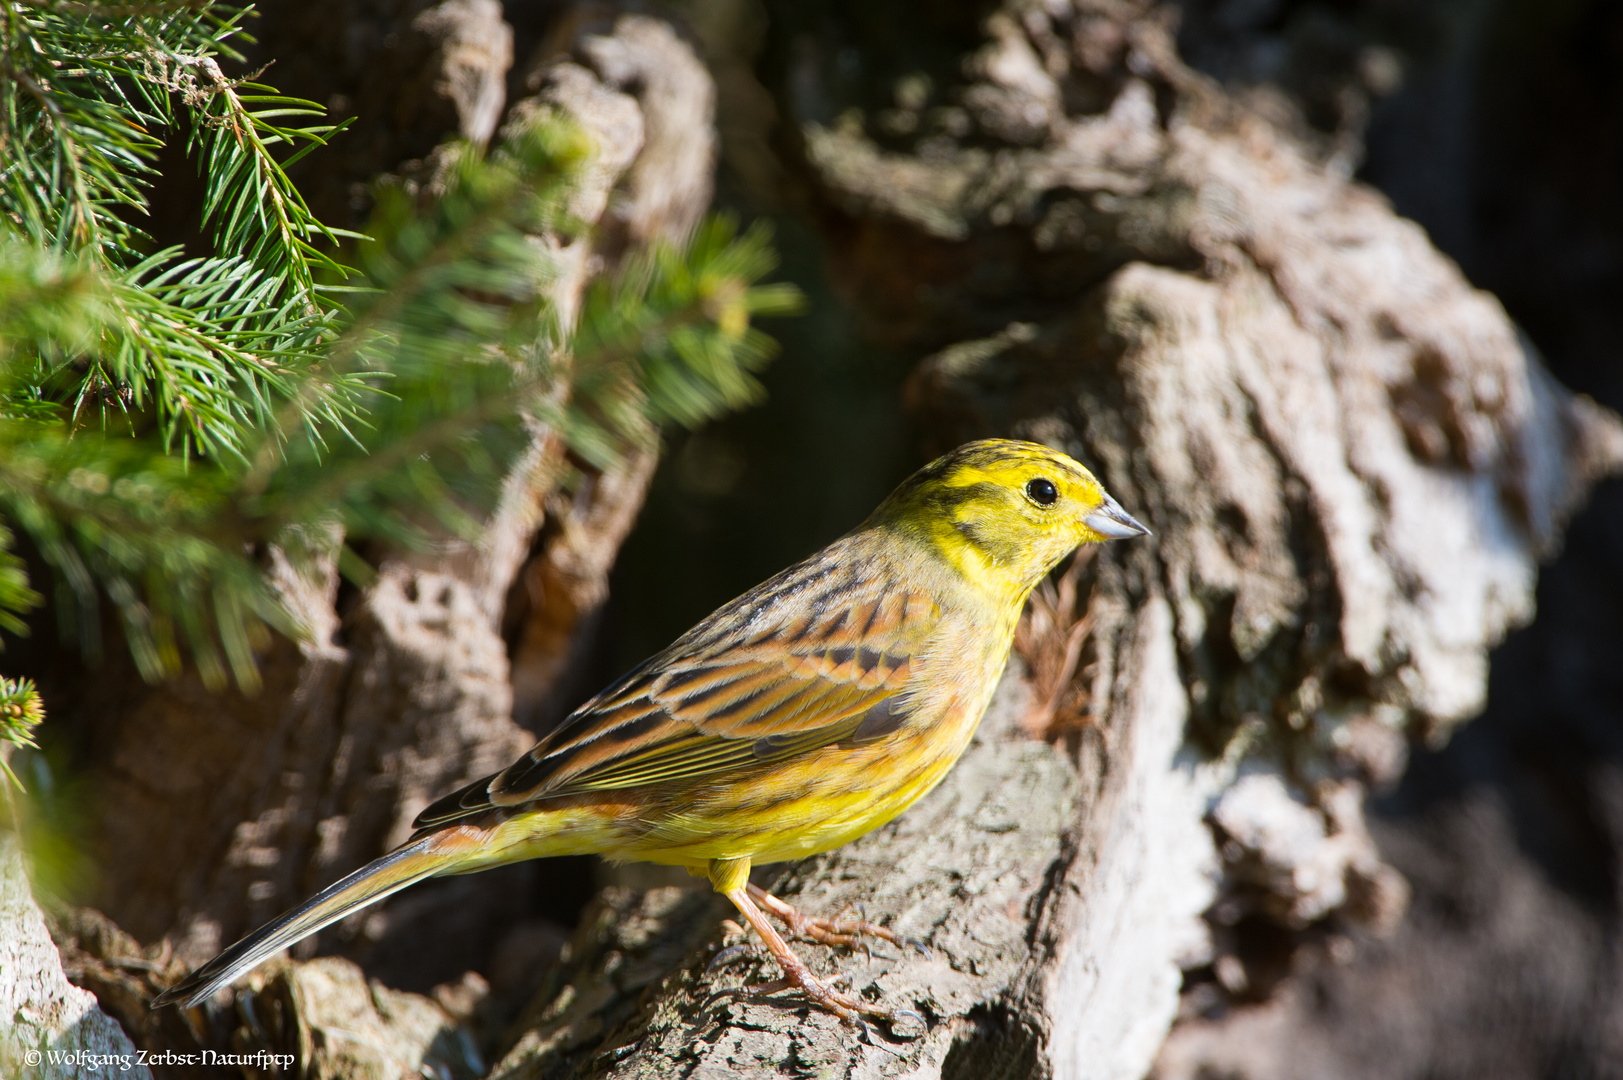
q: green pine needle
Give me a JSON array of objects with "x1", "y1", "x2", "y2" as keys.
[{"x1": 0, "y1": 675, "x2": 45, "y2": 792}]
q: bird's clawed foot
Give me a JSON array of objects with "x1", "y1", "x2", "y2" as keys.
[
  {"x1": 746, "y1": 883, "x2": 926, "y2": 955},
  {"x1": 745, "y1": 969, "x2": 883, "y2": 1025},
  {"x1": 720, "y1": 883, "x2": 927, "y2": 1036},
  {"x1": 744, "y1": 968, "x2": 926, "y2": 1037}
]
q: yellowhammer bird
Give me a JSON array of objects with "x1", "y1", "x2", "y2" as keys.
[{"x1": 152, "y1": 438, "x2": 1148, "y2": 1023}]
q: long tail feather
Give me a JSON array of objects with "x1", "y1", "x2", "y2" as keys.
[{"x1": 151, "y1": 835, "x2": 460, "y2": 1009}]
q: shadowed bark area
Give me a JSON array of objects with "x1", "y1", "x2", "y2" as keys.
[{"x1": 1, "y1": 832, "x2": 154, "y2": 1080}]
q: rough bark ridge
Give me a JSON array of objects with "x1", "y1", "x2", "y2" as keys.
[
  {"x1": 48, "y1": 898, "x2": 502, "y2": 1080},
  {"x1": 60, "y1": 11, "x2": 716, "y2": 985},
  {"x1": 1, "y1": 831, "x2": 152, "y2": 1080},
  {"x1": 473, "y1": 1, "x2": 1623, "y2": 1077},
  {"x1": 1144, "y1": 3, "x2": 1623, "y2": 1075}
]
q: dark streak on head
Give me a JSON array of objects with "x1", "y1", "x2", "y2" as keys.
[
  {"x1": 879, "y1": 441, "x2": 1095, "y2": 523},
  {"x1": 924, "y1": 481, "x2": 1002, "y2": 518}
]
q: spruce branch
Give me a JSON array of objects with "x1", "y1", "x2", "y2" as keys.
[
  {"x1": 0, "y1": 3, "x2": 804, "y2": 697},
  {"x1": 0, "y1": 675, "x2": 44, "y2": 792},
  {"x1": 0, "y1": 0, "x2": 364, "y2": 459}
]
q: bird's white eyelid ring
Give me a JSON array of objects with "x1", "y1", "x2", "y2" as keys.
[{"x1": 1085, "y1": 493, "x2": 1152, "y2": 539}]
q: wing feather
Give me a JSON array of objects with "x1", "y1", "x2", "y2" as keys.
[{"x1": 412, "y1": 543, "x2": 939, "y2": 830}]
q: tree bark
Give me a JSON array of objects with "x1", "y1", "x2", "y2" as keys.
[{"x1": 2, "y1": 830, "x2": 153, "y2": 1080}]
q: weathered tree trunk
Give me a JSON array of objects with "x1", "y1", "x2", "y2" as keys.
[{"x1": 479, "y1": 1, "x2": 1623, "y2": 1077}]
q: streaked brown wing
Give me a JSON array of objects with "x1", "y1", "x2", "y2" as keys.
[{"x1": 414, "y1": 545, "x2": 938, "y2": 829}]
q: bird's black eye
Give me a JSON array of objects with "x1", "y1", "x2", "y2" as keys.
[{"x1": 1026, "y1": 478, "x2": 1058, "y2": 506}]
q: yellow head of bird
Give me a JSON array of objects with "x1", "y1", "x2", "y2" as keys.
[{"x1": 872, "y1": 438, "x2": 1150, "y2": 597}]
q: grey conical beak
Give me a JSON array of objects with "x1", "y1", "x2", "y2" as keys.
[{"x1": 1085, "y1": 493, "x2": 1151, "y2": 540}]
